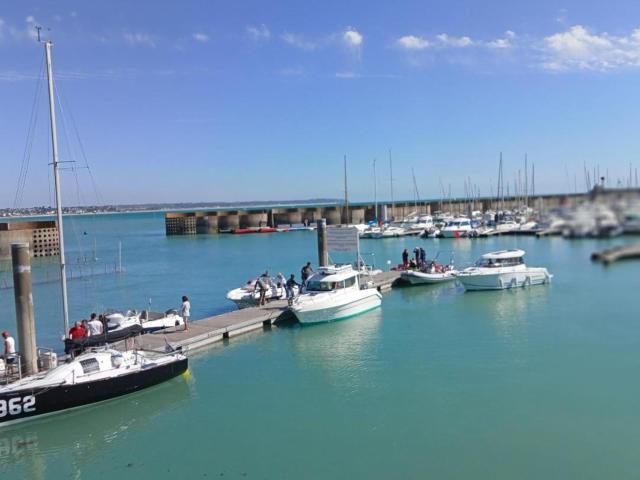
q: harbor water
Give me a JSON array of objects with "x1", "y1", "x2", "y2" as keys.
[{"x1": 1, "y1": 212, "x2": 639, "y2": 479}]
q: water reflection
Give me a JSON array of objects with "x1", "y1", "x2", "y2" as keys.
[
  {"x1": 468, "y1": 286, "x2": 550, "y2": 342},
  {"x1": 287, "y1": 310, "x2": 383, "y2": 383},
  {"x1": 0, "y1": 377, "x2": 190, "y2": 479},
  {"x1": 395, "y1": 282, "x2": 462, "y2": 304}
]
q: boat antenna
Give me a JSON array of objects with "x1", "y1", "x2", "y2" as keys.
[{"x1": 44, "y1": 37, "x2": 71, "y2": 336}]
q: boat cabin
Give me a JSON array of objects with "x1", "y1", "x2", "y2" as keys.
[
  {"x1": 446, "y1": 218, "x2": 471, "y2": 228},
  {"x1": 476, "y1": 249, "x2": 526, "y2": 268},
  {"x1": 305, "y1": 265, "x2": 360, "y2": 292}
]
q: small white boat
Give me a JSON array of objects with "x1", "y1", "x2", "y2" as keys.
[
  {"x1": 226, "y1": 279, "x2": 297, "y2": 308},
  {"x1": 457, "y1": 249, "x2": 552, "y2": 291},
  {"x1": 401, "y1": 267, "x2": 458, "y2": 285},
  {"x1": 369, "y1": 225, "x2": 415, "y2": 238},
  {"x1": 140, "y1": 310, "x2": 185, "y2": 333},
  {"x1": 440, "y1": 218, "x2": 473, "y2": 238},
  {"x1": 290, "y1": 264, "x2": 382, "y2": 324}
]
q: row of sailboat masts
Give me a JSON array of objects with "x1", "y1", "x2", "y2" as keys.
[{"x1": 44, "y1": 39, "x2": 70, "y2": 336}]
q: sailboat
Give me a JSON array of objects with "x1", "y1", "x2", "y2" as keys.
[{"x1": 0, "y1": 38, "x2": 187, "y2": 427}]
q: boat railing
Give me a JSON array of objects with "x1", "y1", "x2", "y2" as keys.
[{"x1": 1, "y1": 352, "x2": 23, "y2": 385}]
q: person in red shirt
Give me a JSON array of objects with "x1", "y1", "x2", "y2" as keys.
[{"x1": 68, "y1": 321, "x2": 87, "y2": 339}]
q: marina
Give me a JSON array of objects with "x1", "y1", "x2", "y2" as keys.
[{"x1": 2, "y1": 4, "x2": 640, "y2": 479}]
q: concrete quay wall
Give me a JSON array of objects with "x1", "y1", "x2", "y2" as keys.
[{"x1": 164, "y1": 188, "x2": 640, "y2": 235}]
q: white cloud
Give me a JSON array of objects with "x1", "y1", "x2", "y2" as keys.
[
  {"x1": 246, "y1": 24, "x2": 270, "y2": 41},
  {"x1": 343, "y1": 27, "x2": 363, "y2": 48},
  {"x1": 436, "y1": 33, "x2": 473, "y2": 47},
  {"x1": 487, "y1": 30, "x2": 516, "y2": 49},
  {"x1": 123, "y1": 32, "x2": 156, "y2": 47},
  {"x1": 541, "y1": 25, "x2": 640, "y2": 71},
  {"x1": 192, "y1": 33, "x2": 209, "y2": 43},
  {"x1": 280, "y1": 32, "x2": 316, "y2": 51},
  {"x1": 396, "y1": 35, "x2": 430, "y2": 50}
]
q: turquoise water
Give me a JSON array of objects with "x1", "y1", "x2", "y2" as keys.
[{"x1": 1, "y1": 213, "x2": 639, "y2": 479}]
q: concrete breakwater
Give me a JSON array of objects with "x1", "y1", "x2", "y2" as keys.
[{"x1": 164, "y1": 190, "x2": 628, "y2": 235}]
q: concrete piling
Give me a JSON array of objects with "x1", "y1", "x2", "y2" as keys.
[
  {"x1": 11, "y1": 243, "x2": 37, "y2": 376},
  {"x1": 317, "y1": 219, "x2": 328, "y2": 267}
]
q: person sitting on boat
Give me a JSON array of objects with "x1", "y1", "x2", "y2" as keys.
[
  {"x1": 69, "y1": 321, "x2": 87, "y2": 339},
  {"x1": 402, "y1": 249, "x2": 409, "y2": 268},
  {"x1": 2, "y1": 331, "x2": 16, "y2": 375},
  {"x1": 87, "y1": 313, "x2": 103, "y2": 336}
]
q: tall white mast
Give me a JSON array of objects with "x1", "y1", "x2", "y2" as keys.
[
  {"x1": 45, "y1": 40, "x2": 70, "y2": 335},
  {"x1": 389, "y1": 149, "x2": 394, "y2": 220},
  {"x1": 343, "y1": 154, "x2": 349, "y2": 225},
  {"x1": 373, "y1": 158, "x2": 378, "y2": 222}
]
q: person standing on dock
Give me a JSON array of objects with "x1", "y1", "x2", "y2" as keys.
[
  {"x1": 285, "y1": 274, "x2": 300, "y2": 305},
  {"x1": 301, "y1": 262, "x2": 314, "y2": 289},
  {"x1": 181, "y1": 296, "x2": 191, "y2": 331},
  {"x1": 276, "y1": 272, "x2": 287, "y2": 297},
  {"x1": 402, "y1": 249, "x2": 409, "y2": 268},
  {"x1": 254, "y1": 273, "x2": 269, "y2": 306}
]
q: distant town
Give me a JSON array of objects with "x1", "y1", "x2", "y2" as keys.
[{"x1": 0, "y1": 199, "x2": 343, "y2": 218}]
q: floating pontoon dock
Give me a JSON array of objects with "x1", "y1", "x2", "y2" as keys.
[{"x1": 591, "y1": 243, "x2": 640, "y2": 264}]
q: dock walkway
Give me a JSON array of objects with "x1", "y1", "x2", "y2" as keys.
[
  {"x1": 591, "y1": 243, "x2": 640, "y2": 264},
  {"x1": 133, "y1": 302, "x2": 288, "y2": 354},
  {"x1": 131, "y1": 271, "x2": 402, "y2": 354}
]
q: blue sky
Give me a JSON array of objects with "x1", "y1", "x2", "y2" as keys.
[{"x1": 2, "y1": 0, "x2": 640, "y2": 207}]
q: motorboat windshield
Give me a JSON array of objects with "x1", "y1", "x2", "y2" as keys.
[
  {"x1": 475, "y1": 257, "x2": 524, "y2": 268},
  {"x1": 306, "y1": 275, "x2": 358, "y2": 292}
]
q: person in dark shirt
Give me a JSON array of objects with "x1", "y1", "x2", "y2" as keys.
[
  {"x1": 285, "y1": 274, "x2": 300, "y2": 305},
  {"x1": 402, "y1": 249, "x2": 409, "y2": 268},
  {"x1": 301, "y1": 262, "x2": 314, "y2": 288}
]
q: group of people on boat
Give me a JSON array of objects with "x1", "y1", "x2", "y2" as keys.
[
  {"x1": 68, "y1": 313, "x2": 106, "y2": 339},
  {"x1": 401, "y1": 247, "x2": 427, "y2": 269},
  {"x1": 252, "y1": 262, "x2": 316, "y2": 306}
]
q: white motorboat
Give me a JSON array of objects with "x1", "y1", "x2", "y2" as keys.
[
  {"x1": 457, "y1": 249, "x2": 553, "y2": 291},
  {"x1": 494, "y1": 219, "x2": 521, "y2": 234},
  {"x1": 368, "y1": 225, "x2": 415, "y2": 238},
  {"x1": 0, "y1": 347, "x2": 187, "y2": 427},
  {"x1": 290, "y1": 264, "x2": 382, "y2": 324},
  {"x1": 140, "y1": 310, "x2": 185, "y2": 333},
  {"x1": 440, "y1": 218, "x2": 473, "y2": 238},
  {"x1": 226, "y1": 279, "x2": 298, "y2": 308},
  {"x1": 400, "y1": 264, "x2": 459, "y2": 285}
]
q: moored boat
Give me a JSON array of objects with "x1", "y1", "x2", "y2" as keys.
[
  {"x1": 400, "y1": 261, "x2": 458, "y2": 285},
  {"x1": 0, "y1": 347, "x2": 187, "y2": 427},
  {"x1": 456, "y1": 249, "x2": 552, "y2": 291},
  {"x1": 226, "y1": 279, "x2": 298, "y2": 308},
  {"x1": 290, "y1": 264, "x2": 381, "y2": 324}
]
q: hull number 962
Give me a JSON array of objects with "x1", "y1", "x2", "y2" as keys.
[{"x1": 0, "y1": 396, "x2": 36, "y2": 417}]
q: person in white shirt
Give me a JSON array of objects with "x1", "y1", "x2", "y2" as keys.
[
  {"x1": 181, "y1": 296, "x2": 190, "y2": 331},
  {"x1": 87, "y1": 313, "x2": 103, "y2": 336},
  {"x1": 2, "y1": 330, "x2": 16, "y2": 374}
]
